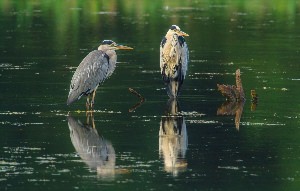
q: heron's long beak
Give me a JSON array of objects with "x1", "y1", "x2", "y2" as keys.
[
  {"x1": 178, "y1": 31, "x2": 189, "y2": 37},
  {"x1": 116, "y1": 45, "x2": 133, "y2": 50}
]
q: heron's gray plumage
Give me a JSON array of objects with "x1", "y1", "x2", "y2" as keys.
[
  {"x1": 67, "y1": 50, "x2": 116, "y2": 105},
  {"x1": 160, "y1": 25, "x2": 189, "y2": 98},
  {"x1": 67, "y1": 40, "x2": 132, "y2": 108}
]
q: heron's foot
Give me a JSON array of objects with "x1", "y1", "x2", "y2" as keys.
[
  {"x1": 86, "y1": 109, "x2": 94, "y2": 114},
  {"x1": 86, "y1": 103, "x2": 94, "y2": 112},
  {"x1": 90, "y1": 100, "x2": 95, "y2": 109}
]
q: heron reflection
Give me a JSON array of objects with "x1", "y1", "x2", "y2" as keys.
[
  {"x1": 67, "y1": 113, "x2": 116, "y2": 179},
  {"x1": 159, "y1": 98, "x2": 188, "y2": 176}
]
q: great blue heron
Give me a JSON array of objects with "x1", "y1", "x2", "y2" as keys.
[
  {"x1": 160, "y1": 25, "x2": 189, "y2": 98},
  {"x1": 67, "y1": 40, "x2": 133, "y2": 110}
]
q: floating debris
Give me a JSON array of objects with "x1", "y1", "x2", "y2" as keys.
[
  {"x1": 250, "y1": 89, "x2": 258, "y2": 111},
  {"x1": 251, "y1": 90, "x2": 258, "y2": 101},
  {"x1": 217, "y1": 101, "x2": 245, "y2": 131},
  {"x1": 217, "y1": 69, "x2": 245, "y2": 102},
  {"x1": 217, "y1": 69, "x2": 245, "y2": 130},
  {"x1": 217, "y1": 84, "x2": 237, "y2": 101}
]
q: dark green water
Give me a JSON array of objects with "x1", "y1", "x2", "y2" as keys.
[{"x1": 1, "y1": 1, "x2": 300, "y2": 190}]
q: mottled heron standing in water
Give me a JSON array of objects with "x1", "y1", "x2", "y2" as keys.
[
  {"x1": 160, "y1": 25, "x2": 189, "y2": 98},
  {"x1": 67, "y1": 40, "x2": 133, "y2": 110}
]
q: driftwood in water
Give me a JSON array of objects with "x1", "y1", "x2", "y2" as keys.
[
  {"x1": 217, "y1": 100, "x2": 245, "y2": 131},
  {"x1": 251, "y1": 89, "x2": 258, "y2": 103},
  {"x1": 217, "y1": 69, "x2": 246, "y2": 130},
  {"x1": 250, "y1": 89, "x2": 258, "y2": 111},
  {"x1": 217, "y1": 69, "x2": 245, "y2": 101}
]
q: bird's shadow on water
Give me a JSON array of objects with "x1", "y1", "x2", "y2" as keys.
[
  {"x1": 67, "y1": 113, "x2": 129, "y2": 180},
  {"x1": 159, "y1": 98, "x2": 188, "y2": 177}
]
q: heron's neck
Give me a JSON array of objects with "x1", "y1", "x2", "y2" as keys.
[
  {"x1": 165, "y1": 31, "x2": 179, "y2": 47},
  {"x1": 105, "y1": 50, "x2": 117, "y2": 77},
  {"x1": 166, "y1": 31, "x2": 177, "y2": 38}
]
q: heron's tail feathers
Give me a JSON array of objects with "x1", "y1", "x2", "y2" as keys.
[
  {"x1": 67, "y1": 96, "x2": 76, "y2": 105},
  {"x1": 67, "y1": 91, "x2": 81, "y2": 105}
]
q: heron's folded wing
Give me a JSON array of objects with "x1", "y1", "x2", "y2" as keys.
[{"x1": 67, "y1": 50, "x2": 109, "y2": 105}]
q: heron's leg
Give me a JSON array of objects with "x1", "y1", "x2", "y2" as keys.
[
  {"x1": 86, "y1": 111, "x2": 90, "y2": 124},
  {"x1": 86, "y1": 94, "x2": 90, "y2": 111},
  {"x1": 91, "y1": 112, "x2": 95, "y2": 129},
  {"x1": 85, "y1": 110, "x2": 95, "y2": 128},
  {"x1": 91, "y1": 90, "x2": 97, "y2": 109}
]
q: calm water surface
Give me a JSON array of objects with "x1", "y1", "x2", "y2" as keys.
[{"x1": 0, "y1": 1, "x2": 300, "y2": 190}]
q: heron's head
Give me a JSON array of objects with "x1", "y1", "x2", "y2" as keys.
[
  {"x1": 167, "y1": 25, "x2": 189, "y2": 37},
  {"x1": 98, "y1": 40, "x2": 133, "y2": 51}
]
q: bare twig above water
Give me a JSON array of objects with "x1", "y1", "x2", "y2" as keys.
[
  {"x1": 129, "y1": 88, "x2": 145, "y2": 101},
  {"x1": 128, "y1": 88, "x2": 145, "y2": 112}
]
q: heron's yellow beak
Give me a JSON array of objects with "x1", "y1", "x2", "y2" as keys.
[
  {"x1": 177, "y1": 31, "x2": 189, "y2": 37},
  {"x1": 116, "y1": 45, "x2": 133, "y2": 50}
]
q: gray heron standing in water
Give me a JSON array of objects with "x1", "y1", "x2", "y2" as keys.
[
  {"x1": 67, "y1": 40, "x2": 133, "y2": 110},
  {"x1": 160, "y1": 25, "x2": 189, "y2": 98}
]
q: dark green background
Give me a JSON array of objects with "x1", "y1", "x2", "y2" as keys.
[{"x1": 0, "y1": 0, "x2": 299, "y2": 190}]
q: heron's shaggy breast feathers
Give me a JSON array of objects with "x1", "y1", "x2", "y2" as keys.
[{"x1": 160, "y1": 32, "x2": 188, "y2": 79}]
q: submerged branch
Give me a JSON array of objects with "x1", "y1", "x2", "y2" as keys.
[
  {"x1": 217, "y1": 84, "x2": 237, "y2": 101},
  {"x1": 129, "y1": 88, "x2": 145, "y2": 101},
  {"x1": 250, "y1": 89, "x2": 258, "y2": 111},
  {"x1": 217, "y1": 69, "x2": 245, "y2": 101},
  {"x1": 217, "y1": 69, "x2": 246, "y2": 130},
  {"x1": 128, "y1": 88, "x2": 145, "y2": 112}
]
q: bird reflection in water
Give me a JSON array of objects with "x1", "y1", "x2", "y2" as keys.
[
  {"x1": 159, "y1": 98, "x2": 188, "y2": 176},
  {"x1": 67, "y1": 113, "x2": 121, "y2": 179}
]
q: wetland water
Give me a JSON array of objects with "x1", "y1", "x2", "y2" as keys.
[{"x1": 0, "y1": 1, "x2": 300, "y2": 190}]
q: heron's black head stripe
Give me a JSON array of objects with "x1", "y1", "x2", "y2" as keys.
[
  {"x1": 170, "y1": 25, "x2": 180, "y2": 31},
  {"x1": 170, "y1": 25, "x2": 177, "y2": 30},
  {"x1": 178, "y1": 36, "x2": 186, "y2": 47},
  {"x1": 161, "y1": 37, "x2": 167, "y2": 48},
  {"x1": 104, "y1": 53, "x2": 110, "y2": 64},
  {"x1": 102, "y1": 40, "x2": 114, "y2": 45}
]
